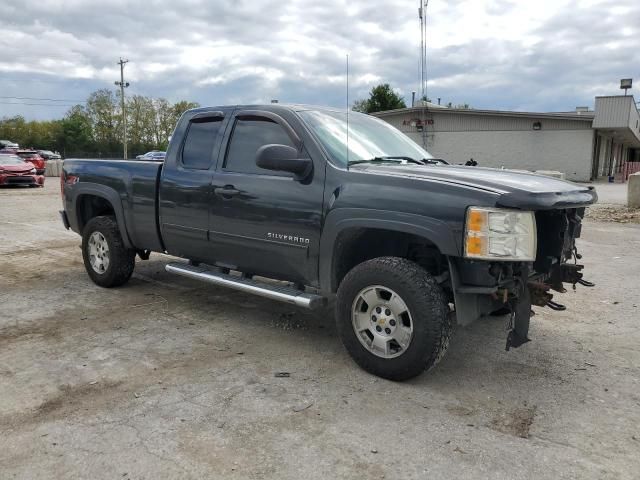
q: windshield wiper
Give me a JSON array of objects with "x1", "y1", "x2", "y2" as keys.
[
  {"x1": 421, "y1": 158, "x2": 449, "y2": 165},
  {"x1": 348, "y1": 156, "x2": 426, "y2": 166}
]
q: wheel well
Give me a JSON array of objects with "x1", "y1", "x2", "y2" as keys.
[
  {"x1": 331, "y1": 228, "x2": 447, "y2": 292},
  {"x1": 77, "y1": 194, "x2": 115, "y2": 233}
]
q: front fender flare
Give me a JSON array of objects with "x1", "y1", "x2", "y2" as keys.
[{"x1": 319, "y1": 208, "x2": 462, "y2": 292}]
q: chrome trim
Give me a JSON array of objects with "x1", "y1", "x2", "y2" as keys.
[{"x1": 165, "y1": 262, "x2": 325, "y2": 309}]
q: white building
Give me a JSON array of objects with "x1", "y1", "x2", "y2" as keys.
[{"x1": 373, "y1": 95, "x2": 640, "y2": 182}]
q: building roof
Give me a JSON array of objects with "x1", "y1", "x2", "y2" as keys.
[{"x1": 372, "y1": 106, "x2": 595, "y2": 122}]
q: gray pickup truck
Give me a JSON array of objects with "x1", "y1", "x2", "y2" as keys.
[{"x1": 60, "y1": 104, "x2": 597, "y2": 380}]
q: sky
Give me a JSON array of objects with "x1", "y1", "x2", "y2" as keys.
[{"x1": 1, "y1": 0, "x2": 639, "y2": 120}]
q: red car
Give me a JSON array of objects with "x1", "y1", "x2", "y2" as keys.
[
  {"x1": 16, "y1": 150, "x2": 46, "y2": 174},
  {"x1": 0, "y1": 154, "x2": 45, "y2": 187}
]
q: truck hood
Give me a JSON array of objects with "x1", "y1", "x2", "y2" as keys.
[{"x1": 353, "y1": 164, "x2": 598, "y2": 210}]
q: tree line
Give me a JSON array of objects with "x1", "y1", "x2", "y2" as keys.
[
  {"x1": 352, "y1": 83, "x2": 471, "y2": 113},
  {"x1": 0, "y1": 89, "x2": 199, "y2": 158}
]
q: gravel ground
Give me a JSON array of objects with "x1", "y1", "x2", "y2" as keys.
[
  {"x1": 1, "y1": 182, "x2": 639, "y2": 479},
  {"x1": 585, "y1": 206, "x2": 640, "y2": 224},
  {"x1": 585, "y1": 182, "x2": 640, "y2": 223}
]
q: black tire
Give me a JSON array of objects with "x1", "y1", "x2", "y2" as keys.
[
  {"x1": 82, "y1": 215, "x2": 135, "y2": 288},
  {"x1": 336, "y1": 257, "x2": 452, "y2": 381}
]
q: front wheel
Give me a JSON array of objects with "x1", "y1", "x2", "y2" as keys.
[
  {"x1": 82, "y1": 216, "x2": 136, "y2": 287},
  {"x1": 336, "y1": 257, "x2": 452, "y2": 381}
]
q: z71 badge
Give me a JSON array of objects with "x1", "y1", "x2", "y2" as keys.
[{"x1": 267, "y1": 232, "x2": 310, "y2": 245}]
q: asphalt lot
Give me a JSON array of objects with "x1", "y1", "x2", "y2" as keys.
[{"x1": 1, "y1": 182, "x2": 639, "y2": 479}]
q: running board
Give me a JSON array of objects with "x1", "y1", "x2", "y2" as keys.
[{"x1": 165, "y1": 262, "x2": 326, "y2": 309}]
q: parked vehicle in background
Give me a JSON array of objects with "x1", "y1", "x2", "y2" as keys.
[
  {"x1": 0, "y1": 154, "x2": 45, "y2": 187},
  {"x1": 0, "y1": 140, "x2": 19, "y2": 149},
  {"x1": 60, "y1": 104, "x2": 598, "y2": 380},
  {"x1": 0, "y1": 140, "x2": 19, "y2": 154},
  {"x1": 37, "y1": 150, "x2": 62, "y2": 160},
  {"x1": 136, "y1": 150, "x2": 160, "y2": 159},
  {"x1": 16, "y1": 150, "x2": 46, "y2": 174},
  {"x1": 136, "y1": 151, "x2": 166, "y2": 161}
]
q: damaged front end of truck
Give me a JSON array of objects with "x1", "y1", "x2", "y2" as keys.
[{"x1": 448, "y1": 187, "x2": 597, "y2": 350}]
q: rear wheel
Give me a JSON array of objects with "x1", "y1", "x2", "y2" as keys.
[
  {"x1": 336, "y1": 257, "x2": 452, "y2": 381},
  {"x1": 82, "y1": 216, "x2": 135, "y2": 287}
]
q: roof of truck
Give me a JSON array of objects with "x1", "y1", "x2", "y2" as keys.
[{"x1": 186, "y1": 104, "x2": 348, "y2": 115}]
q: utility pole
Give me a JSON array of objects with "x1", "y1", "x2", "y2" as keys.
[
  {"x1": 115, "y1": 58, "x2": 130, "y2": 159},
  {"x1": 418, "y1": 0, "x2": 429, "y2": 149}
]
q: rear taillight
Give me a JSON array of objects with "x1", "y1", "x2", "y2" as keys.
[{"x1": 60, "y1": 171, "x2": 65, "y2": 198}]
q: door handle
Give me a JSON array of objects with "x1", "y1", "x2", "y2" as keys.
[{"x1": 214, "y1": 185, "x2": 240, "y2": 198}]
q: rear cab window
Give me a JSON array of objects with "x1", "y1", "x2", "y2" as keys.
[{"x1": 181, "y1": 117, "x2": 223, "y2": 169}]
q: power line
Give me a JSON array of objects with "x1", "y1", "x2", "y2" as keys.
[
  {"x1": 0, "y1": 101, "x2": 78, "y2": 107},
  {"x1": 0, "y1": 95, "x2": 85, "y2": 103}
]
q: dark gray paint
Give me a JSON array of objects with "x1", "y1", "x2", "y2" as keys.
[{"x1": 61, "y1": 104, "x2": 598, "y2": 295}]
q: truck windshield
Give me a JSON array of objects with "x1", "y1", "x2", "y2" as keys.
[{"x1": 298, "y1": 109, "x2": 434, "y2": 167}]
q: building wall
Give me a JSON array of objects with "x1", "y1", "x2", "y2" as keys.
[
  {"x1": 593, "y1": 96, "x2": 640, "y2": 137},
  {"x1": 376, "y1": 110, "x2": 596, "y2": 182},
  {"x1": 383, "y1": 111, "x2": 592, "y2": 132},
  {"x1": 404, "y1": 129, "x2": 595, "y2": 181}
]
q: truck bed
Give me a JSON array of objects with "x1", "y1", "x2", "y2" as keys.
[{"x1": 62, "y1": 159, "x2": 164, "y2": 252}]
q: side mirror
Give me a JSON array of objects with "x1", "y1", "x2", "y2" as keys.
[{"x1": 256, "y1": 144, "x2": 312, "y2": 178}]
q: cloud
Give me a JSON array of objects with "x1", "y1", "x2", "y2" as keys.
[{"x1": 0, "y1": 0, "x2": 638, "y2": 120}]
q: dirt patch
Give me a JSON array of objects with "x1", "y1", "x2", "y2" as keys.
[
  {"x1": 489, "y1": 406, "x2": 537, "y2": 439},
  {"x1": 0, "y1": 241, "x2": 77, "y2": 256},
  {"x1": 0, "y1": 321, "x2": 64, "y2": 346},
  {"x1": 34, "y1": 381, "x2": 124, "y2": 420},
  {"x1": 585, "y1": 206, "x2": 640, "y2": 223},
  {"x1": 446, "y1": 404, "x2": 476, "y2": 417},
  {"x1": 0, "y1": 380, "x2": 125, "y2": 428},
  {"x1": 270, "y1": 311, "x2": 309, "y2": 330},
  {"x1": 0, "y1": 246, "x2": 81, "y2": 287}
]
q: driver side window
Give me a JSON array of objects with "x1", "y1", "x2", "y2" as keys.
[{"x1": 224, "y1": 118, "x2": 295, "y2": 175}]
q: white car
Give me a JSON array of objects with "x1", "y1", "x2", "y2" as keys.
[{"x1": 136, "y1": 151, "x2": 166, "y2": 161}]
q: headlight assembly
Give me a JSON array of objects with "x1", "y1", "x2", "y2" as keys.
[{"x1": 464, "y1": 207, "x2": 537, "y2": 261}]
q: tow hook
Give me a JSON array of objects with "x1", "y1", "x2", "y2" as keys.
[
  {"x1": 553, "y1": 264, "x2": 596, "y2": 290},
  {"x1": 528, "y1": 281, "x2": 553, "y2": 306},
  {"x1": 546, "y1": 299, "x2": 566, "y2": 311},
  {"x1": 528, "y1": 281, "x2": 567, "y2": 311}
]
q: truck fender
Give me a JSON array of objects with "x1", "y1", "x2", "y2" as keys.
[
  {"x1": 319, "y1": 208, "x2": 462, "y2": 292},
  {"x1": 70, "y1": 183, "x2": 133, "y2": 249}
]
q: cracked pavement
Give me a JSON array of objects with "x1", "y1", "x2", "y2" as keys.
[{"x1": 1, "y1": 183, "x2": 639, "y2": 479}]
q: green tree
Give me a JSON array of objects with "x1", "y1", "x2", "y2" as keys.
[
  {"x1": 61, "y1": 106, "x2": 93, "y2": 155},
  {"x1": 0, "y1": 116, "x2": 27, "y2": 145},
  {"x1": 352, "y1": 84, "x2": 407, "y2": 113},
  {"x1": 1, "y1": 90, "x2": 199, "y2": 157},
  {"x1": 86, "y1": 89, "x2": 119, "y2": 154},
  {"x1": 151, "y1": 98, "x2": 173, "y2": 148},
  {"x1": 127, "y1": 95, "x2": 157, "y2": 155},
  {"x1": 351, "y1": 99, "x2": 369, "y2": 113},
  {"x1": 172, "y1": 100, "x2": 200, "y2": 119}
]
